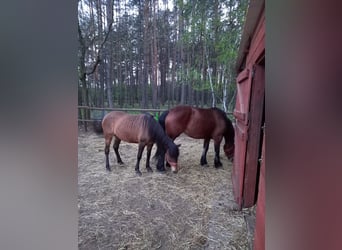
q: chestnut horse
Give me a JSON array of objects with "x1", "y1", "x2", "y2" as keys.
[
  {"x1": 155, "y1": 105, "x2": 234, "y2": 169},
  {"x1": 101, "y1": 111, "x2": 179, "y2": 175}
]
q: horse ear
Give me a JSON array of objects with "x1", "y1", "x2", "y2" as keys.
[{"x1": 176, "y1": 144, "x2": 181, "y2": 148}]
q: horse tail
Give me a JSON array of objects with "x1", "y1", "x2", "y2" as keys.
[
  {"x1": 153, "y1": 110, "x2": 169, "y2": 160},
  {"x1": 93, "y1": 119, "x2": 103, "y2": 134}
]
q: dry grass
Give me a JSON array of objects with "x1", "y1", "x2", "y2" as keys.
[{"x1": 78, "y1": 130, "x2": 254, "y2": 250}]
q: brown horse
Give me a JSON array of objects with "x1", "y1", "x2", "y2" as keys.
[
  {"x1": 100, "y1": 111, "x2": 180, "y2": 175},
  {"x1": 155, "y1": 105, "x2": 234, "y2": 169}
]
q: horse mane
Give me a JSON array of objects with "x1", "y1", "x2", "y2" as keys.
[
  {"x1": 212, "y1": 107, "x2": 235, "y2": 144},
  {"x1": 153, "y1": 110, "x2": 170, "y2": 159},
  {"x1": 144, "y1": 114, "x2": 179, "y2": 160},
  {"x1": 158, "y1": 110, "x2": 169, "y2": 131}
]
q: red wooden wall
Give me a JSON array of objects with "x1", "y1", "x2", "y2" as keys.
[
  {"x1": 254, "y1": 131, "x2": 265, "y2": 250},
  {"x1": 232, "y1": 0, "x2": 266, "y2": 250},
  {"x1": 232, "y1": 9, "x2": 265, "y2": 208},
  {"x1": 233, "y1": 3, "x2": 265, "y2": 250}
]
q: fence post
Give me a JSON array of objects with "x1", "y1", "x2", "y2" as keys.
[{"x1": 82, "y1": 107, "x2": 88, "y2": 132}]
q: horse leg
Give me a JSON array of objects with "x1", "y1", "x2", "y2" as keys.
[
  {"x1": 200, "y1": 138, "x2": 210, "y2": 166},
  {"x1": 113, "y1": 137, "x2": 123, "y2": 164},
  {"x1": 104, "y1": 136, "x2": 113, "y2": 171},
  {"x1": 214, "y1": 138, "x2": 223, "y2": 168},
  {"x1": 135, "y1": 142, "x2": 145, "y2": 176},
  {"x1": 145, "y1": 143, "x2": 153, "y2": 173},
  {"x1": 156, "y1": 151, "x2": 166, "y2": 172}
]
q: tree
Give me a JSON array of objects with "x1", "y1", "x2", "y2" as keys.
[
  {"x1": 77, "y1": 0, "x2": 248, "y2": 116},
  {"x1": 78, "y1": 0, "x2": 113, "y2": 130},
  {"x1": 142, "y1": 0, "x2": 150, "y2": 108}
]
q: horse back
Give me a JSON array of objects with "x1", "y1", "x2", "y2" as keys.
[
  {"x1": 165, "y1": 106, "x2": 192, "y2": 138},
  {"x1": 102, "y1": 112, "x2": 150, "y2": 143},
  {"x1": 165, "y1": 106, "x2": 229, "y2": 139},
  {"x1": 102, "y1": 111, "x2": 126, "y2": 135},
  {"x1": 185, "y1": 107, "x2": 220, "y2": 138}
]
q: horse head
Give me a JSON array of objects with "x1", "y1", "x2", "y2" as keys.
[
  {"x1": 166, "y1": 144, "x2": 181, "y2": 173},
  {"x1": 224, "y1": 143, "x2": 234, "y2": 162}
]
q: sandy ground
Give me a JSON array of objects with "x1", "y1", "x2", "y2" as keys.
[{"x1": 78, "y1": 130, "x2": 255, "y2": 250}]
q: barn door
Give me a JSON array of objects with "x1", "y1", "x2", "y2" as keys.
[
  {"x1": 232, "y1": 67, "x2": 253, "y2": 208},
  {"x1": 232, "y1": 63, "x2": 265, "y2": 208},
  {"x1": 254, "y1": 129, "x2": 265, "y2": 250}
]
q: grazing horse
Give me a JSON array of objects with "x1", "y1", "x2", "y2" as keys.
[
  {"x1": 101, "y1": 111, "x2": 179, "y2": 175},
  {"x1": 156, "y1": 105, "x2": 234, "y2": 169}
]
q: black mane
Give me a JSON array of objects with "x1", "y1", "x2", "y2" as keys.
[
  {"x1": 158, "y1": 110, "x2": 169, "y2": 131},
  {"x1": 144, "y1": 114, "x2": 179, "y2": 160}
]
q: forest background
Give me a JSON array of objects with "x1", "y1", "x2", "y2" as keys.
[{"x1": 78, "y1": 0, "x2": 248, "y2": 125}]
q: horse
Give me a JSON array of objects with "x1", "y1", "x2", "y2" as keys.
[
  {"x1": 100, "y1": 111, "x2": 180, "y2": 176},
  {"x1": 155, "y1": 105, "x2": 234, "y2": 169}
]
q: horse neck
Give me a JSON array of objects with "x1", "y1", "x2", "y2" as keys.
[
  {"x1": 224, "y1": 125, "x2": 234, "y2": 146},
  {"x1": 148, "y1": 118, "x2": 175, "y2": 151},
  {"x1": 156, "y1": 132, "x2": 174, "y2": 150}
]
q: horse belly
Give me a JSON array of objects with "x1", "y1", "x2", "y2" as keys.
[
  {"x1": 114, "y1": 125, "x2": 139, "y2": 143},
  {"x1": 184, "y1": 129, "x2": 209, "y2": 139},
  {"x1": 184, "y1": 120, "x2": 213, "y2": 139}
]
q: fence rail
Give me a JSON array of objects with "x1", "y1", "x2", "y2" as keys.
[
  {"x1": 78, "y1": 106, "x2": 168, "y2": 123},
  {"x1": 78, "y1": 106, "x2": 233, "y2": 123},
  {"x1": 78, "y1": 106, "x2": 167, "y2": 112}
]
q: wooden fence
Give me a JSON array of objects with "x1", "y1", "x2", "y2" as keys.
[
  {"x1": 78, "y1": 106, "x2": 168, "y2": 123},
  {"x1": 78, "y1": 106, "x2": 234, "y2": 123}
]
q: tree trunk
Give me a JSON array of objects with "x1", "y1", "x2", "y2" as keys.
[
  {"x1": 207, "y1": 67, "x2": 215, "y2": 107},
  {"x1": 179, "y1": 0, "x2": 186, "y2": 105},
  {"x1": 170, "y1": 43, "x2": 176, "y2": 107},
  {"x1": 222, "y1": 67, "x2": 227, "y2": 112},
  {"x1": 142, "y1": 0, "x2": 150, "y2": 108},
  {"x1": 106, "y1": 0, "x2": 114, "y2": 108},
  {"x1": 211, "y1": 0, "x2": 219, "y2": 82},
  {"x1": 78, "y1": 21, "x2": 89, "y2": 131},
  {"x1": 151, "y1": 0, "x2": 158, "y2": 108}
]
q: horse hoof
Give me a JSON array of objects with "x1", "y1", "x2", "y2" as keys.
[
  {"x1": 200, "y1": 158, "x2": 208, "y2": 166},
  {"x1": 214, "y1": 160, "x2": 223, "y2": 168},
  {"x1": 146, "y1": 167, "x2": 153, "y2": 173},
  {"x1": 118, "y1": 161, "x2": 124, "y2": 165},
  {"x1": 157, "y1": 168, "x2": 166, "y2": 172},
  {"x1": 106, "y1": 166, "x2": 111, "y2": 171},
  {"x1": 135, "y1": 170, "x2": 142, "y2": 176}
]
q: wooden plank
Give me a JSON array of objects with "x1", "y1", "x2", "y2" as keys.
[
  {"x1": 246, "y1": 11, "x2": 265, "y2": 67},
  {"x1": 237, "y1": 68, "x2": 249, "y2": 83},
  {"x1": 236, "y1": 0, "x2": 265, "y2": 71},
  {"x1": 232, "y1": 65, "x2": 253, "y2": 208},
  {"x1": 232, "y1": 120, "x2": 249, "y2": 209},
  {"x1": 78, "y1": 106, "x2": 167, "y2": 112},
  {"x1": 78, "y1": 106, "x2": 233, "y2": 116},
  {"x1": 234, "y1": 68, "x2": 253, "y2": 125},
  {"x1": 243, "y1": 64, "x2": 265, "y2": 207},
  {"x1": 254, "y1": 131, "x2": 265, "y2": 250},
  {"x1": 235, "y1": 121, "x2": 248, "y2": 142},
  {"x1": 233, "y1": 110, "x2": 246, "y2": 122}
]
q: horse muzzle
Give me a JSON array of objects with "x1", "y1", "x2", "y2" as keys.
[{"x1": 169, "y1": 163, "x2": 178, "y2": 173}]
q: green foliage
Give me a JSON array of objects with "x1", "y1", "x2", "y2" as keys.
[{"x1": 78, "y1": 0, "x2": 248, "y2": 109}]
